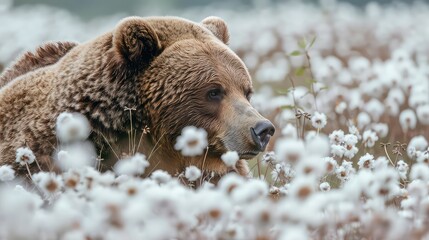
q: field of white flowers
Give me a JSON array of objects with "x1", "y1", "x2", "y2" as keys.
[{"x1": 1, "y1": 0, "x2": 429, "y2": 239}]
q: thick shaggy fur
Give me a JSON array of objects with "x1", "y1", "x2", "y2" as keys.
[
  {"x1": 0, "y1": 41, "x2": 77, "y2": 88},
  {"x1": 0, "y1": 16, "x2": 270, "y2": 178}
]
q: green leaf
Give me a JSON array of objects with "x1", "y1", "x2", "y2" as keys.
[
  {"x1": 277, "y1": 88, "x2": 294, "y2": 95},
  {"x1": 309, "y1": 36, "x2": 317, "y2": 48},
  {"x1": 295, "y1": 66, "x2": 306, "y2": 76},
  {"x1": 298, "y1": 38, "x2": 307, "y2": 49},
  {"x1": 289, "y1": 50, "x2": 302, "y2": 56},
  {"x1": 281, "y1": 105, "x2": 296, "y2": 110}
]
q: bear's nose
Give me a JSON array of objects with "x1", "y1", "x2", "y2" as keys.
[{"x1": 250, "y1": 121, "x2": 275, "y2": 151}]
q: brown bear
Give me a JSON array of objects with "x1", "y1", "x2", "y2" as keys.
[{"x1": 0, "y1": 16, "x2": 275, "y2": 179}]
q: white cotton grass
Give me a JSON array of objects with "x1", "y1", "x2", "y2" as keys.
[
  {"x1": 319, "y1": 182, "x2": 331, "y2": 191},
  {"x1": 329, "y1": 129, "x2": 344, "y2": 145},
  {"x1": 416, "y1": 104, "x2": 429, "y2": 125},
  {"x1": 396, "y1": 160, "x2": 409, "y2": 180},
  {"x1": 357, "y1": 153, "x2": 374, "y2": 170},
  {"x1": 306, "y1": 135, "x2": 330, "y2": 157},
  {"x1": 184, "y1": 165, "x2": 201, "y2": 181},
  {"x1": 221, "y1": 151, "x2": 239, "y2": 167},
  {"x1": 343, "y1": 134, "x2": 359, "y2": 159},
  {"x1": 275, "y1": 138, "x2": 305, "y2": 164},
  {"x1": 407, "y1": 136, "x2": 428, "y2": 158},
  {"x1": 362, "y1": 130, "x2": 379, "y2": 148},
  {"x1": 399, "y1": 109, "x2": 417, "y2": 132},
  {"x1": 114, "y1": 153, "x2": 149, "y2": 176},
  {"x1": 32, "y1": 172, "x2": 63, "y2": 198},
  {"x1": 174, "y1": 126, "x2": 208, "y2": 157},
  {"x1": 311, "y1": 112, "x2": 327, "y2": 129},
  {"x1": 281, "y1": 123, "x2": 298, "y2": 138},
  {"x1": 15, "y1": 147, "x2": 36, "y2": 166},
  {"x1": 56, "y1": 112, "x2": 91, "y2": 143},
  {"x1": 357, "y1": 112, "x2": 371, "y2": 129},
  {"x1": 54, "y1": 141, "x2": 96, "y2": 171},
  {"x1": 371, "y1": 123, "x2": 389, "y2": 138},
  {"x1": 0, "y1": 165, "x2": 15, "y2": 181},
  {"x1": 150, "y1": 170, "x2": 172, "y2": 184}
]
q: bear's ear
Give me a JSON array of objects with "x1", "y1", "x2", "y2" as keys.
[
  {"x1": 201, "y1": 16, "x2": 230, "y2": 45},
  {"x1": 113, "y1": 17, "x2": 161, "y2": 64}
]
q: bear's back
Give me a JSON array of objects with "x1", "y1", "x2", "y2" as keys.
[{"x1": 0, "y1": 41, "x2": 77, "y2": 88}]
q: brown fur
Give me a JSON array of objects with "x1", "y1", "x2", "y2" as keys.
[
  {"x1": 0, "y1": 16, "x2": 271, "y2": 179},
  {"x1": 0, "y1": 41, "x2": 77, "y2": 88}
]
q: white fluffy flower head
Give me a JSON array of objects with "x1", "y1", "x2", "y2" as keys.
[
  {"x1": 15, "y1": 147, "x2": 36, "y2": 166},
  {"x1": 357, "y1": 153, "x2": 374, "y2": 169},
  {"x1": 399, "y1": 109, "x2": 417, "y2": 132},
  {"x1": 311, "y1": 112, "x2": 327, "y2": 129},
  {"x1": 0, "y1": 165, "x2": 15, "y2": 181},
  {"x1": 55, "y1": 141, "x2": 96, "y2": 171},
  {"x1": 275, "y1": 138, "x2": 305, "y2": 164},
  {"x1": 174, "y1": 126, "x2": 208, "y2": 157},
  {"x1": 56, "y1": 112, "x2": 91, "y2": 143},
  {"x1": 363, "y1": 130, "x2": 379, "y2": 148},
  {"x1": 221, "y1": 151, "x2": 239, "y2": 167},
  {"x1": 185, "y1": 165, "x2": 201, "y2": 181},
  {"x1": 114, "y1": 153, "x2": 149, "y2": 176}
]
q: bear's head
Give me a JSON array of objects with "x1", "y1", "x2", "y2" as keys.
[{"x1": 110, "y1": 16, "x2": 275, "y2": 176}]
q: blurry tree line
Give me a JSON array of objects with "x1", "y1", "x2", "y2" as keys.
[{"x1": 12, "y1": 0, "x2": 429, "y2": 20}]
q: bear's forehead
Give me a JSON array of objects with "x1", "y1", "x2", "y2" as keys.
[
  {"x1": 145, "y1": 17, "x2": 252, "y2": 90},
  {"x1": 170, "y1": 41, "x2": 251, "y2": 88}
]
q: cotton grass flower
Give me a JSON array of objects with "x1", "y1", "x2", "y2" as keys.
[
  {"x1": 56, "y1": 112, "x2": 91, "y2": 143},
  {"x1": 55, "y1": 141, "x2": 96, "y2": 171},
  {"x1": 185, "y1": 165, "x2": 201, "y2": 181},
  {"x1": 410, "y1": 163, "x2": 429, "y2": 181},
  {"x1": 371, "y1": 123, "x2": 389, "y2": 138},
  {"x1": 33, "y1": 172, "x2": 63, "y2": 198},
  {"x1": 335, "y1": 101, "x2": 347, "y2": 114},
  {"x1": 306, "y1": 135, "x2": 330, "y2": 157},
  {"x1": 319, "y1": 182, "x2": 331, "y2": 191},
  {"x1": 281, "y1": 123, "x2": 298, "y2": 138},
  {"x1": 114, "y1": 153, "x2": 149, "y2": 176},
  {"x1": 0, "y1": 165, "x2": 15, "y2": 181},
  {"x1": 311, "y1": 112, "x2": 327, "y2": 129},
  {"x1": 407, "y1": 136, "x2": 428, "y2": 158},
  {"x1": 174, "y1": 126, "x2": 208, "y2": 157},
  {"x1": 329, "y1": 129, "x2": 344, "y2": 145},
  {"x1": 396, "y1": 160, "x2": 409, "y2": 180},
  {"x1": 275, "y1": 138, "x2": 305, "y2": 164},
  {"x1": 331, "y1": 144, "x2": 345, "y2": 157},
  {"x1": 150, "y1": 170, "x2": 172, "y2": 184},
  {"x1": 399, "y1": 109, "x2": 417, "y2": 132},
  {"x1": 357, "y1": 153, "x2": 374, "y2": 169},
  {"x1": 221, "y1": 151, "x2": 239, "y2": 167},
  {"x1": 288, "y1": 177, "x2": 317, "y2": 200},
  {"x1": 343, "y1": 134, "x2": 359, "y2": 159},
  {"x1": 416, "y1": 104, "x2": 429, "y2": 125},
  {"x1": 362, "y1": 130, "x2": 379, "y2": 148},
  {"x1": 15, "y1": 147, "x2": 36, "y2": 166},
  {"x1": 357, "y1": 112, "x2": 371, "y2": 129}
]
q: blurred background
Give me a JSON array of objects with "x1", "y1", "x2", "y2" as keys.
[{"x1": 9, "y1": 0, "x2": 429, "y2": 20}]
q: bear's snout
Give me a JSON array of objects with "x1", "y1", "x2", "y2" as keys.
[{"x1": 250, "y1": 120, "x2": 275, "y2": 151}]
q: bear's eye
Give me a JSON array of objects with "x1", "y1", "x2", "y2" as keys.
[
  {"x1": 245, "y1": 89, "x2": 253, "y2": 101},
  {"x1": 207, "y1": 88, "x2": 223, "y2": 101}
]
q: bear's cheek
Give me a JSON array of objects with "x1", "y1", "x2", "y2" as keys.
[{"x1": 218, "y1": 99, "x2": 271, "y2": 154}]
